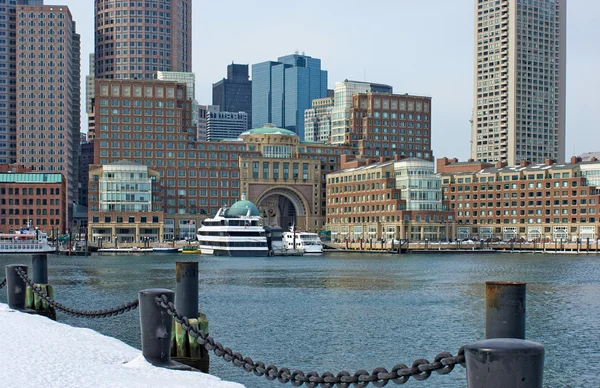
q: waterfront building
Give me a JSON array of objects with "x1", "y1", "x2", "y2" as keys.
[
  {"x1": 0, "y1": 0, "x2": 46, "y2": 165},
  {"x1": 16, "y1": 4, "x2": 81, "y2": 222},
  {"x1": 212, "y1": 63, "x2": 252, "y2": 129},
  {"x1": 348, "y1": 92, "x2": 433, "y2": 160},
  {"x1": 93, "y1": 77, "x2": 354, "y2": 239},
  {"x1": 330, "y1": 80, "x2": 393, "y2": 145},
  {"x1": 470, "y1": 0, "x2": 566, "y2": 164},
  {"x1": 438, "y1": 156, "x2": 600, "y2": 242},
  {"x1": 94, "y1": 0, "x2": 192, "y2": 80},
  {"x1": 326, "y1": 156, "x2": 453, "y2": 243},
  {"x1": 87, "y1": 160, "x2": 163, "y2": 244},
  {"x1": 252, "y1": 53, "x2": 328, "y2": 139},
  {"x1": 86, "y1": 54, "x2": 96, "y2": 141},
  {"x1": 304, "y1": 97, "x2": 333, "y2": 143},
  {"x1": 0, "y1": 164, "x2": 66, "y2": 235},
  {"x1": 205, "y1": 106, "x2": 248, "y2": 141}
]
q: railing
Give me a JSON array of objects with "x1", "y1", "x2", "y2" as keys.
[{"x1": 2, "y1": 255, "x2": 545, "y2": 387}]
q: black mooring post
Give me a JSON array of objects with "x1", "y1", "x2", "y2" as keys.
[
  {"x1": 175, "y1": 261, "x2": 199, "y2": 319},
  {"x1": 31, "y1": 254, "x2": 48, "y2": 284},
  {"x1": 486, "y1": 281, "x2": 526, "y2": 339},
  {"x1": 6, "y1": 264, "x2": 35, "y2": 313},
  {"x1": 465, "y1": 338, "x2": 544, "y2": 388},
  {"x1": 138, "y1": 288, "x2": 192, "y2": 370}
]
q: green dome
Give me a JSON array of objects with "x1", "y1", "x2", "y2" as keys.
[
  {"x1": 228, "y1": 200, "x2": 260, "y2": 217},
  {"x1": 240, "y1": 123, "x2": 297, "y2": 137}
]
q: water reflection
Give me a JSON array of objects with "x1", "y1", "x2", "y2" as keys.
[{"x1": 0, "y1": 252, "x2": 599, "y2": 387}]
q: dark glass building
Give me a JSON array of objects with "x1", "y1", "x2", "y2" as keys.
[{"x1": 212, "y1": 63, "x2": 252, "y2": 129}]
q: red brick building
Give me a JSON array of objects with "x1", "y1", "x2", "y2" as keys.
[
  {"x1": 438, "y1": 157, "x2": 600, "y2": 242},
  {"x1": 326, "y1": 155, "x2": 453, "y2": 242},
  {"x1": 0, "y1": 164, "x2": 66, "y2": 235}
]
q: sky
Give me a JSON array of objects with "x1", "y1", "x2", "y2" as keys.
[{"x1": 46, "y1": 0, "x2": 600, "y2": 162}]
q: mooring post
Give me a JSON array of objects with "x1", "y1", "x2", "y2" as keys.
[
  {"x1": 139, "y1": 288, "x2": 192, "y2": 370},
  {"x1": 5, "y1": 264, "x2": 35, "y2": 313},
  {"x1": 171, "y1": 261, "x2": 209, "y2": 372},
  {"x1": 486, "y1": 281, "x2": 526, "y2": 339},
  {"x1": 465, "y1": 338, "x2": 544, "y2": 388},
  {"x1": 31, "y1": 254, "x2": 48, "y2": 284},
  {"x1": 27, "y1": 253, "x2": 56, "y2": 320}
]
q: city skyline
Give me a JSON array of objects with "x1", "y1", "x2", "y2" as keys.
[{"x1": 47, "y1": 0, "x2": 598, "y2": 162}]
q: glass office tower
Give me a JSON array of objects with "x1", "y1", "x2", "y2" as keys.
[{"x1": 252, "y1": 54, "x2": 327, "y2": 139}]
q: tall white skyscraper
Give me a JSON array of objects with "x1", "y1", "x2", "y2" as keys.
[{"x1": 470, "y1": 0, "x2": 566, "y2": 164}]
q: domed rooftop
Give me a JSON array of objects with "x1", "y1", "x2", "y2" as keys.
[
  {"x1": 240, "y1": 123, "x2": 297, "y2": 137},
  {"x1": 227, "y1": 200, "x2": 260, "y2": 217}
]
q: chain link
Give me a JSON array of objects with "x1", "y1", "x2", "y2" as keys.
[
  {"x1": 155, "y1": 294, "x2": 466, "y2": 386},
  {"x1": 15, "y1": 267, "x2": 139, "y2": 318},
  {"x1": 0, "y1": 277, "x2": 5, "y2": 290}
]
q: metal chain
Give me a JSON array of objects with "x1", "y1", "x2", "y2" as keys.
[
  {"x1": 0, "y1": 278, "x2": 5, "y2": 289},
  {"x1": 15, "y1": 267, "x2": 139, "y2": 318},
  {"x1": 156, "y1": 294, "x2": 466, "y2": 386}
]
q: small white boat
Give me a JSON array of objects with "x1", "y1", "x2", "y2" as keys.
[{"x1": 282, "y1": 225, "x2": 323, "y2": 254}]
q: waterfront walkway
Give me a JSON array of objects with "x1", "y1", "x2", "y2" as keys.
[{"x1": 0, "y1": 303, "x2": 244, "y2": 388}]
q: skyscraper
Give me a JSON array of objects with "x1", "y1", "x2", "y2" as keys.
[
  {"x1": 0, "y1": 0, "x2": 44, "y2": 165},
  {"x1": 16, "y1": 4, "x2": 80, "y2": 220},
  {"x1": 94, "y1": 0, "x2": 192, "y2": 80},
  {"x1": 252, "y1": 54, "x2": 327, "y2": 139},
  {"x1": 470, "y1": 0, "x2": 566, "y2": 164},
  {"x1": 213, "y1": 63, "x2": 252, "y2": 129}
]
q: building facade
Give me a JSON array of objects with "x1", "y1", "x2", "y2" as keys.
[
  {"x1": 78, "y1": 141, "x2": 94, "y2": 207},
  {"x1": 0, "y1": 164, "x2": 66, "y2": 235},
  {"x1": 438, "y1": 156, "x2": 600, "y2": 242},
  {"x1": 0, "y1": 0, "x2": 46, "y2": 165},
  {"x1": 304, "y1": 96, "x2": 333, "y2": 143},
  {"x1": 16, "y1": 4, "x2": 80, "y2": 221},
  {"x1": 330, "y1": 80, "x2": 393, "y2": 145},
  {"x1": 94, "y1": 0, "x2": 192, "y2": 80},
  {"x1": 326, "y1": 156, "x2": 453, "y2": 243},
  {"x1": 206, "y1": 106, "x2": 248, "y2": 141},
  {"x1": 252, "y1": 53, "x2": 327, "y2": 139},
  {"x1": 87, "y1": 161, "x2": 163, "y2": 244},
  {"x1": 212, "y1": 63, "x2": 252, "y2": 129},
  {"x1": 470, "y1": 0, "x2": 566, "y2": 164},
  {"x1": 348, "y1": 92, "x2": 433, "y2": 160}
]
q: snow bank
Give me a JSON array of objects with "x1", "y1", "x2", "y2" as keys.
[{"x1": 0, "y1": 303, "x2": 244, "y2": 388}]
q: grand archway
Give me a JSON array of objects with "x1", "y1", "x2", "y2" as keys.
[{"x1": 255, "y1": 187, "x2": 310, "y2": 231}]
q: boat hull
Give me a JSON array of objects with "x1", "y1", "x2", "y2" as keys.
[{"x1": 200, "y1": 246, "x2": 269, "y2": 257}]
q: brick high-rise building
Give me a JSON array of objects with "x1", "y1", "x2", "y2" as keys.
[
  {"x1": 348, "y1": 92, "x2": 433, "y2": 160},
  {"x1": 470, "y1": 0, "x2": 566, "y2": 164},
  {"x1": 94, "y1": 0, "x2": 192, "y2": 80},
  {"x1": 16, "y1": 4, "x2": 80, "y2": 221}
]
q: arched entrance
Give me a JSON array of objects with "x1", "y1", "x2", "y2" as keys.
[{"x1": 255, "y1": 187, "x2": 310, "y2": 231}]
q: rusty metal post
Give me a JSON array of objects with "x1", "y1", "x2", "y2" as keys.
[
  {"x1": 486, "y1": 281, "x2": 526, "y2": 339},
  {"x1": 175, "y1": 262, "x2": 198, "y2": 319},
  {"x1": 31, "y1": 254, "x2": 48, "y2": 284},
  {"x1": 139, "y1": 288, "x2": 192, "y2": 370},
  {"x1": 465, "y1": 338, "x2": 544, "y2": 388}
]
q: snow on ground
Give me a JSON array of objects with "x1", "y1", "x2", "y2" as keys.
[{"x1": 0, "y1": 303, "x2": 245, "y2": 388}]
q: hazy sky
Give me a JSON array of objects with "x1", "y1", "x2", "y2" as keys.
[{"x1": 46, "y1": 0, "x2": 599, "y2": 161}]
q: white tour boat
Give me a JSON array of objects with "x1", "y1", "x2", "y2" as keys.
[
  {"x1": 196, "y1": 199, "x2": 269, "y2": 256},
  {"x1": 282, "y1": 226, "x2": 323, "y2": 254},
  {"x1": 0, "y1": 226, "x2": 54, "y2": 254}
]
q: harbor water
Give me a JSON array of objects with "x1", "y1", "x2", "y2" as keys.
[{"x1": 1, "y1": 252, "x2": 599, "y2": 387}]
